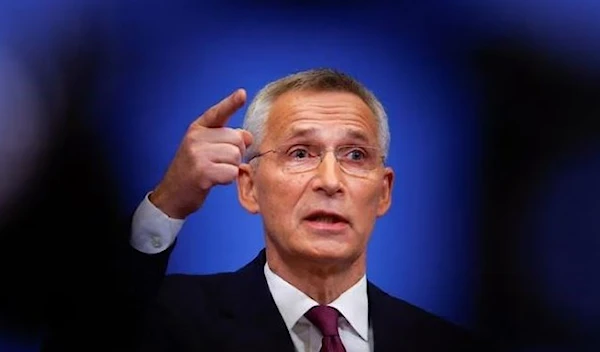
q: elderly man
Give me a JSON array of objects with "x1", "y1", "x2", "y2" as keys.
[{"x1": 130, "y1": 68, "x2": 491, "y2": 351}]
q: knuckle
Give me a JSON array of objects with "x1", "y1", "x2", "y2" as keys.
[
  {"x1": 228, "y1": 143, "x2": 241, "y2": 156},
  {"x1": 232, "y1": 148, "x2": 242, "y2": 163},
  {"x1": 228, "y1": 165, "x2": 239, "y2": 177},
  {"x1": 221, "y1": 166, "x2": 237, "y2": 180},
  {"x1": 196, "y1": 166, "x2": 213, "y2": 189},
  {"x1": 187, "y1": 119, "x2": 203, "y2": 133},
  {"x1": 222, "y1": 172, "x2": 237, "y2": 184},
  {"x1": 195, "y1": 158, "x2": 210, "y2": 174},
  {"x1": 180, "y1": 142, "x2": 199, "y2": 161},
  {"x1": 181, "y1": 136, "x2": 195, "y2": 150},
  {"x1": 198, "y1": 178, "x2": 212, "y2": 190},
  {"x1": 181, "y1": 133, "x2": 198, "y2": 151},
  {"x1": 187, "y1": 141, "x2": 202, "y2": 155}
]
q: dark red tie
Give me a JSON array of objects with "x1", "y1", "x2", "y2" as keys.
[{"x1": 304, "y1": 305, "x2": 347, "y2": 352}]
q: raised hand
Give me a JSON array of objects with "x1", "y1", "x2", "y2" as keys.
[{"x1": 149, "y1": 89, "x2": 253, "y2": 219}]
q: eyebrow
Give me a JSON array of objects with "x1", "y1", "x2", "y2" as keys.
[
  {"x1": 282, "y1": 127, "x2": 372, "y2": 144},
  {"x1": 343, "y1": 129, "x2": 371, "y2": 144},
  {"x1": 283, "y1": 127, "x2": 319, "y2": 140}
]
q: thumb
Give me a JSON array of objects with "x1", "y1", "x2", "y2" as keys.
[
  {"x1": 240, "y1": 129, "x2": 253, "y2": 147},
  {"x1": 236, "y1": 129, "x2": 254, "y2": 161},
  {"x1": 236, "y1": 128, "x2": 253, "y2": 146}
]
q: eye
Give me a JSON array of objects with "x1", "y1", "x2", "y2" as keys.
[
  {"x1": 348, "y1": 149, "x2": 365, "y2": 160},
  {"x1": 342, "y1": 147, "x2": 367, "y2": 161},
  {"x1": 287, "y1": 146, "x2": 311, "y2": 159}
]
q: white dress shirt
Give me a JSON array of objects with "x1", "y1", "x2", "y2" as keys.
[
  {"x1": 131, "y1": 193, "x2": 373, "y2": 351},
  {"x1": 264, "y1": 263, "x2": 372, "y2": 352},
  {"x1": 130, "y1": 193, "x2": 184, "y2": 254}
]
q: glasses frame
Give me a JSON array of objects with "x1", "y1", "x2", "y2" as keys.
[{"x1": 246, "y1": 143, "x2": 385, "y2": 177}]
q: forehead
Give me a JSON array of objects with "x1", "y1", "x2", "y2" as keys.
[{"x1": 264, "y1": 90, "x2": 379, "y2": 144}]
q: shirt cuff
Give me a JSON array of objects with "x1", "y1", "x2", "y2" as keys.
[{"x1": 130, "y1": 192, "x2": 185, "y2": 254}]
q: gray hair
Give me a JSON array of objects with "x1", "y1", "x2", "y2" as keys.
[{"x1": 242, "y1": 68, "x2": 390, "y2": 161}]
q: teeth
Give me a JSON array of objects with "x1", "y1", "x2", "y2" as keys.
[
  {"x1": 319, "y1": 216, "x2": 334, "y2": 223},
  {"x1": 313, "y1": 215, "x2": 340, "y2": 223}
]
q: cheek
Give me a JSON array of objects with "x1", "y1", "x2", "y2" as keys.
[
  {"x1": 257, "y1": 173, "x2": 307, "y2": 221},
  {"x1": 355, "y1": 177, "x2": 381, "y2": 199},
  {"x1": 351, "y1": 182, "x2": 384, "y2": 222}
]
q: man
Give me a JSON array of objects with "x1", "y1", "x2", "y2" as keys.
[{"x1": 131, "y1": 68, "x2": 492, "y2": 351}]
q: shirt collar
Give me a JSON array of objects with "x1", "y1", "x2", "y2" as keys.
[
  {"x1": 263, "y1": 262, "x2": 369, "y2": 341},
  {"x1": 329, "y1": 273, "x2": 369, "y2": 341}
]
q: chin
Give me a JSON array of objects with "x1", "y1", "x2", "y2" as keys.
[{"x1": 296, "y1": 241, "x2": 355, "y2": 264}]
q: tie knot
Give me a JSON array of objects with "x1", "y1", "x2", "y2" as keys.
[{"x1": 304, "y1": 305, "x2": 341, "y2": 337}]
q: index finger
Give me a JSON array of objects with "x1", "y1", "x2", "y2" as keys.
[{"x1": 194, "y1": 88, "x2": 247, "y2": 128}]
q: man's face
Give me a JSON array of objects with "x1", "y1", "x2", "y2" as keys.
[{"x1": 238, "y1": 90, "x2": 393, "y2": 265}]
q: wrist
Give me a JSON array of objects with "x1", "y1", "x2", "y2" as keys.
[{"x1": 149, "y1": 185, "x2": 195, "y2": 220}]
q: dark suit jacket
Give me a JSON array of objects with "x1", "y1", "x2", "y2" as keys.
[
  {"x1": 135, "y1": 249, "x2": 495, "y2": 351},
  {"x1": 40, "y1": 243, "x2": 175, "y2": 352}
]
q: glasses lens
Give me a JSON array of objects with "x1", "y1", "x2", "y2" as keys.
[
  {"x1": 275, "y1": 145, "x2": 381, "y2": 175},
  {"x1": 279, "y1": 145, "x2": 321, "y2": 173},
  {"x1": 337, "y1": 146, "x2": 379, "y2": 176}
]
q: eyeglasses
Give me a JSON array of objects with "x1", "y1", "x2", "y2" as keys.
[{"x1": 247, "y1": 143, "x2": 384, "y2": 177}]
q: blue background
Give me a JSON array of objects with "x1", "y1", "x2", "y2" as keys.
[{"x1": 1, "y1": 1, "x2": 599, "y2": 351}]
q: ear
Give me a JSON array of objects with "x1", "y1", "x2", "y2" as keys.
[
  {"x1": 376, "y1": 167, "x2": 394, "y2": 217},
  {"x1": 237, "y1": 163, "x2": 260, "y2": 214}
]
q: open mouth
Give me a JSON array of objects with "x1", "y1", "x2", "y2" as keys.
[
  {"x1": 305, "y1": 212, "x2": 348, "y2": 223},
  {"x1": 304, "y1": 211, "x2": 349, "y2": 232}
]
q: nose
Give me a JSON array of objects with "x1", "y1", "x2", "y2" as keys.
[{"x1": 311, "y1": 151, "x2": 343, "y2": 196}]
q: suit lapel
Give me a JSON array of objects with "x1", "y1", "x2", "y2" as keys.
[
  {"x1": 214, "y1": 251, "x2": 426, "y2": 351},
  {"x1": 215, "y1": 249, "x2": 296, "y2": 352},
  {"x1": 368, "y1": 282, "x2": 416, "y2": 352}
]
